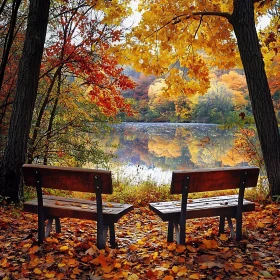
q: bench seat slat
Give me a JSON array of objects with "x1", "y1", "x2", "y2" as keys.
[
  {"x1": 24, "y1": 196, "x2": 133, "y2": 224},
  {"x1": 149, "y1": 195, "x2": 255, "y2": 221}
]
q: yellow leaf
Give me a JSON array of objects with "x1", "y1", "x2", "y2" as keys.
[
  {"x1": 33, "y1": 268, "x2": 42, "y2": 275},
  {"x1": 172, "y1": 266, "x2": 179, "y2": 273},
  {"x1": 177, "y1": 267, "x2": 188, "y2": 276},
  {"x1": 58, "y1": 263, "x2": 66, "y2": 268},
  {"x1": 219, "y1": 234, "x2": 228, "y2": 241},
  {"x1": 153, "y1": 252, "x2": 158, "y2": 260},
  {"x1": 127, "y1": 274, "x2": 139, "y2": 280},
  {"x1": 80, "y1": 204, "x2": 88, "y2": 209},
  {"x1": 23, "y1": 243, "x2": 32, "y2": 248},
  {"x1": 114, "y1": 262, "x2": 122, "y2": 268},
  {"x1": 59, "y1": 245, "x2": 69, "y2": 252},
  {"x1": 45, "y1": 273, "x2": 55, "y2": 278},
  {"x1": 189, "y1": 273, "x2": 200, "y2": 279},
  {"x1": 121, "y1": 271, "x2": 129, "y2": 278},
  {"x1": 257, "y1": 222, "x2": 265, "y2": 228}
]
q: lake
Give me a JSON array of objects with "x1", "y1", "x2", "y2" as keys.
[{"x1": 95, "y1": 122, "x2": 251, "y2": 185}]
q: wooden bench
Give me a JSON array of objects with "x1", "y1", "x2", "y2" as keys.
[
  {"x1": 149, "y1": 166, "x2": 259, "y2": 245},
  {"x1": 22, "y1": 164, "x2": 133, "y2": 249}
]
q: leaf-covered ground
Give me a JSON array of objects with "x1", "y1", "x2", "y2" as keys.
[{"x1": 0, "y1": 203, "x2": 280, "y2": 279}]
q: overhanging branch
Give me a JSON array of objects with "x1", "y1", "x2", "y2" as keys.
[{"x1": 146, "y1": 10, "x2": 232, "y2": 38}]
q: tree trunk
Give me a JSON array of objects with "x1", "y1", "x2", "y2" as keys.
[
  {"x1": 0, "y1": 0, "x2": 22, "y2": 92},
  {"x1": 231, "y1": 0, "x2": 280, "y2": 197},
  {"x1": 0, "y1": 0, "x2": 50, "y2": 202}
]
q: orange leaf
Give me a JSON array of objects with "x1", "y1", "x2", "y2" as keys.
[
  {"x1": 234, "y1": 262, "x2": 243, "y2": 269},
  {"x1": 219, "y1": 234, "x2": 228, "y2": 241},
  {"x1": 176, "y1": 245, "x2": 186, "y2": 253},
  {"x1": 163, "y1": 276, "x2": 174, "y2": 280},
  {"x1": 46, "y1": 237, "x2": 59, "y2": 244},
  {"x1": 46, "y1": 255, "x2": 54, "y2": 264},
  {"x1": 201, "y1": 239, "x2": 218, "y2": 249},
  {"x1": 129, "y1": 244, "x2": 138, "y2": 251},
  {"x1": 29, "y1": 245, "x2": 40, "y2": 254},
  {"x1": 73, "y1": 267, "x2": 82, "y2": 275}
]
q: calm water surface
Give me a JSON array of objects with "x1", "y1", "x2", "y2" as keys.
[{"x1": 96, "y1": 123, "x2": 249, "y2": 184}]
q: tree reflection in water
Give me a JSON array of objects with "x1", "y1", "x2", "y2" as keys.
[{"x1": 95, "y1": 123, "x2": 251, "y2": 184}]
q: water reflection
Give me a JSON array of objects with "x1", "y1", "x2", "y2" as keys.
[{"x1": 97, "y1": 123, "x2": 249, "y2": 184}]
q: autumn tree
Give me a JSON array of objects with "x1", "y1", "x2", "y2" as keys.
[
  {"x1": 0, "y1": 0, "x2": 26, "y2": 150},
  {"x1": 0, "y1": 0, "x2": 50, "y2": 201},
  {"x1": 27, "y1": 1, "x2": 134, "y2": 167},
  {"x1": 121, "y1": 0, "x2": 280, "y2": 198},
  {"x1": 0, "y1": 0, "x2": 134, "y2": 201}
]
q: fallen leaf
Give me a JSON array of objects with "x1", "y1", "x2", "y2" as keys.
[
  {"x1": 219, "y1": 234, "x2": 228, "y2": 241},
  {"x1": 59, "y1": 245, "x2": 69, "y2": 252},
  {"x1": 189, "y1": 273, "x2": 200, "y2": 279},
  {"x1": 33, "y1": 268, "x2": 42, "y2": 275}
]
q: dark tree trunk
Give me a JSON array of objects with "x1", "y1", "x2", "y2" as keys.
[
  {"x1": 0, "y1": 0, "x2": 22, "y2": 92},
  {"x1": 231, "y1": 0, "x2": 280, "y2": 197},
  {"x1": 0, "y1": 0, "x2": 51, "y2": 202}
]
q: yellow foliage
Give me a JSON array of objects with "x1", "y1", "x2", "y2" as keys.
[{"x1": 122, "y1": 0, "x2": 273, "y2": 97}]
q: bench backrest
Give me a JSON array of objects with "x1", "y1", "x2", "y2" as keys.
[
  {"x1": 171, "y1": 166, "x2": 259, "y2": 194},
  {"x1": 22, "y1": 164, "x2": 112, "y2": 194}
]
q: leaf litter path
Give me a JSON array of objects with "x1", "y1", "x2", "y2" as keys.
[{"x1": 0, "y1": 203, "x2": 280, "y2": 280}]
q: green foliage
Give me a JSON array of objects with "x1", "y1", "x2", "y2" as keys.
[{"x1": 192, "y1": 83, "x2": 234, "y2": 124}]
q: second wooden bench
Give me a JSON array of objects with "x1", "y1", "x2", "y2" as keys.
[{"x1": 149, "y1": 166, "x2": 259, "y2": 245}]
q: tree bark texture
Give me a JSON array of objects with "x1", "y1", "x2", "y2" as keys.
[
  {"x1": 0, "y1": 0, "x2": 22, "y2": 93},
  {"x1": 231, "y1": 0, "x2": 280, "y2": 197},
  {"x1": 0, "y1": 0, "x2": 50, "y2": 201}
]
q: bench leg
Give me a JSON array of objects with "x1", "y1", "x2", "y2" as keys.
[
  {"x1": 46, "y1": 219, "x2": 53, "y2": 237},
  {"x1": 179, "y1": 222, "x2": 186, "y2": 245},
  {"x1": 45, "y1": 217, "x2": 61, "y2": 237},
  {"x1": 55, "y1": 217, "x2": 61, "y2": 233},
  {"x1": 167, "y1": 221, "x2": 174, "y2": 242},
  {"x1": 108, "y1": 224, "x2": 116, "y2": 248},
  {"x1": 219, "y1": 216, "x2": 225, "y2": 235},
  {"x1": 236, "y1": 216, "x2": 242, "y2": 241},
  {"x1": 226, "y1": 216, "x2": 235, "y2": 239},
  {"x1": 38, "y1": 215, "x2": 45, "y2": 244},
  {"x1": 97, "y1": 225, "x2": 108, "y2": 250},
  {"x1": 174, "y1": 223, "x2": 180, "y2": 243}
]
